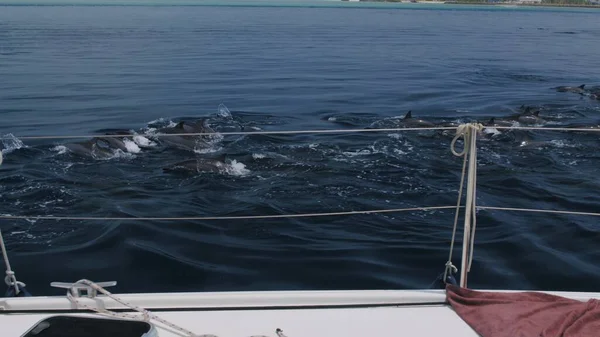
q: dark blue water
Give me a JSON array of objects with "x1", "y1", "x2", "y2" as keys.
[{"x1": 1, "y1": 4, "x2": 600, "y2": 296}]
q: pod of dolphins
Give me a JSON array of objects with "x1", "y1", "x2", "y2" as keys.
[
  {"x1": 57, "y1": 83, "x2": 599, "y2": 174},
  {"x1": 62, "y1": 118, "x2": 225, "y2": 173}
]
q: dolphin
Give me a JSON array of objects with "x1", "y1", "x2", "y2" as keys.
[
  {"x1": 94, "y1": 136, "x2": 130, "y2": 152},
  {"x1": 516, "y1": 108, "x2": 544, "y2": 125},
  {"x1": 485, "y1": 106, "x2": 545, "y2": 127},
  {"x1": 555, "y1": 84, "x2": 586, "y2": 94},
  {"x1": 156, "y1": 120, "x2": 216, "y2": 152},
  {"x1": 401, "y1": 111, "x2": 435, "y2": 128},
  {"x1": 64, "y1": 139, "x2": 114, "y2": 159},
  {"x1": 163, "y1": 156, "x2": 227, "y2": 174},
  {"x1": 517, "y1": 104, "x2": 541, "y2": 115},
  {"x1": 511, "y1": 130, "x2": 546, "y2": 149},
  {"x1": 484, "y1": 116, "x2": 515, "y2": 128}
]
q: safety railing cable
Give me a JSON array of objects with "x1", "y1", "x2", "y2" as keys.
[
  {"x1": 2, "y1": 124, "x2": 600, "y2": 141},
  {"x1": 2, "y1": 126, "x2": 456, "y2": 141},
  {"x1": 0, "y1": 205, "x2": 459, "y2": 222}
]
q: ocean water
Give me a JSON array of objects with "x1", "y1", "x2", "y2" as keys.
[{"x1": 1, "y1": 2, "x2": 600, "y2": 296}]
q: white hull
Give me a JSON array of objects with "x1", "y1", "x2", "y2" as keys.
[{"x1": 3, "y1": 288, "x2": 600, "y2": 337}]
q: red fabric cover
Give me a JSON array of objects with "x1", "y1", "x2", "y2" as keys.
[{"x1": 446, "y1": 284, "x2": 600, "y2": 337}]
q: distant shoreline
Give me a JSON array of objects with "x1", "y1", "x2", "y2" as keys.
[{"x1": 351, "y1": 0, "x2": 600, "y2": 9}]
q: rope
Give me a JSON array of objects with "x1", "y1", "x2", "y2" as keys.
[
  {"x1": 0, "y1": 205, "x2": 458, "y2": 222},
  {"x1": 0, "y1": 229, "x2": 25, "y2": 296},
  {"x1": 477, "y1": 206, "x2": 600, "y2": 217},
  {"x1": 466, "y1": 124, "x2": 483, "y2": 274},
  {"x1": 446, "y1": 123, "x2": 483, "y2": 288},
  {"x1": 492, "y1": 126, "x2": 600, "y2": 132},
  {"x1": 0, "y1": 152, "x2": 26, "y2": 296},
  {"x1": 3, "y1": 126, "x2": 457, "y2": 141},
  {"x1": 65, "y1": 279, "x2": 283, "y2": 337},
  {"x1": 65, "y1": 279, "x2": 205, "y2": 337},
  {"x1": 443, "y1": 125, "x2": 471, "y2": 282}
]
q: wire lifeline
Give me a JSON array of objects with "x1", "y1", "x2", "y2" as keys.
[
  {"x1": 3, "y1": 124, "x2": 600, "y2": 142},
  {"x1": 2, "y1": 126, "x2": 457, "y2": 141},
  {"x1": 0, "y1": 205, "x2": 459, "y2": 222},
  {"x1": 477, "y1": 206, "x2": 600, "y2": 217}
]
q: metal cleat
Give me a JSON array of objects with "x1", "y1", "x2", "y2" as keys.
[{"x1": 51, "y1": 281, "x2": 117, "y2": 298}]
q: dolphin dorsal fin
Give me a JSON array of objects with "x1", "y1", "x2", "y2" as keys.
[
  {"x1": 579, "y1": 84, "x2": 585, "y2": 89},
  {"x1": 489, "y1": 117, "x2": 495, "y2": 125},
  {"x1": 405, "y1": 111, "x2": 412, "y2": 119},
  {"x1": 533, "y1": 110, "x2": 540, "y2": 116},
  {"x1": 175, "y1": 121, "x2": 185, "y2": 129}
]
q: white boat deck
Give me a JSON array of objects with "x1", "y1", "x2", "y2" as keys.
[{"x1": 3, "y1": 288, "x2": 600, "y2": 337}]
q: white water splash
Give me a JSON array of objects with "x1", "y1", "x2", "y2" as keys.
[
  {"x1": 342, "y1": 149, "x2": 372, "y2": 157},
  {"x1": 106, "y1": 149, "x2": 136, "y2": 160},
  {"x1": 194, "y1": 144, "x2": 224, "y2": 154},
  {"x1": 549, "y1": 139, "x2": 576, "y2": 148},
  {"x1": 1, "y1": 133, "x2": 27, "y2": 155},
  {"x1": 484, "y1": 127, "x2": 502, "y2": 137},
  {"x1": 133, "y1": 134, "x2": 156, "y2": 148},
  {"x1": 52, "y1": 145, "x2": 68, "y2": 154},
  {"x1": 146, "y1": 117, "x2": 169, "y2": 126},
  {"x1": 217, "y1": 103, "x2": 232, "y2": 119},
  {"x1": 225, "y1": 160, "x2": 250, "y2": 176},
  {"x1": 123, "y1": 138, "x2": 141, "y2": 153}
]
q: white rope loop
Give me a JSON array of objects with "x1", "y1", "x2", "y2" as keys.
[
  {"x1": 446, "y1": 123, "x2": 483, "y2": 287},
  {"x1": 65, "y1": 279, "x2": 282, "y2": 337},
  {"x1": 66, "y1": 279, "x2": 203, "y2": 337}
]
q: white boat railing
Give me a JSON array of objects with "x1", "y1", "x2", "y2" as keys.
[{"x1": 1, "y1": 123, "x2": 600, "y2": 296}]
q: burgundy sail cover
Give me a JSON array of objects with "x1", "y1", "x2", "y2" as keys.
[{"x1": 446, "y1": 284, "x2": 600, "y2": 337}]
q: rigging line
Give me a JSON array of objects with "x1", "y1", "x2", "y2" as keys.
[
  {"x1": 0, "y1": 229, "x2": 22, "y2": 295},
  {"x1": 5, "y1": 125, "x2": 600, "y2": 141},
  {"x1": 477, "y1": 206, "x2": 600, "y2": 217},
  {"x1": 490, "y1": 126, "x2": 600, "y2": 132},
  {"x1": 0, "y1": 205, "x2": 460, "y2": 221},
  {"x1": 443, "y1": 123, "x2": 471, "y2": 282},
  {"x1": 2, "y1": 126, "x2": 457, "y2": 141}
]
